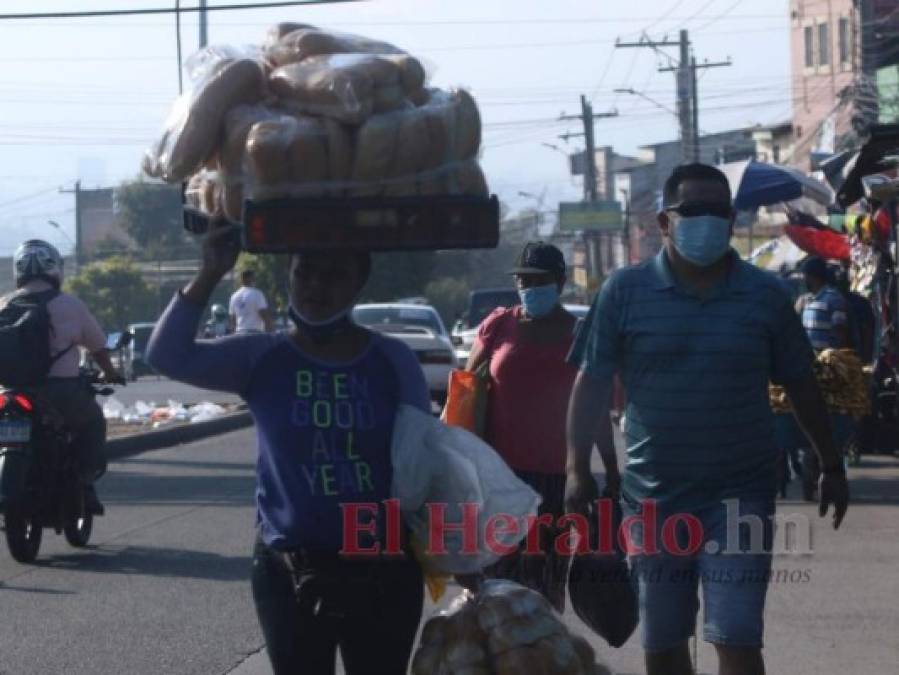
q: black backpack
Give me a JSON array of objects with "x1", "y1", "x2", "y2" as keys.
[{"x1": 0, "y1": 289, "x2": 71, "y2": 386}]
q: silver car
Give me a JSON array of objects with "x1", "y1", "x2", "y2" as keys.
[{"x1": 352, "y1": 304, "x2": 457, "y2": 404}]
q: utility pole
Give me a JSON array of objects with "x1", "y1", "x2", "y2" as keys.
[
  {"x1": 59, "y1": 181, "x2": 82, "y2": 271},
  {"x1": 560, "y1": 97, "x2": 618, "y2": 285},
  {"x1": 175, "y1": 0, "x2": 183, "y2": 94},
  {"x1": 559, "y1": 96, "x2": 618, "y2": 202},
  {"x1": 617, "y1": 30, "x2": 730, "y2": 162},
  {"x1": 199, "y1": 0, "x2": 208, "y2": 48}
]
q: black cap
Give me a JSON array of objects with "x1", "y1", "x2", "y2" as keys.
[
  {"x1": 508, "y1": 241, "x2": 566, "y2": 277},
  {"x1": 800, "y1": 256, "x2": 828, "y2": 280}
]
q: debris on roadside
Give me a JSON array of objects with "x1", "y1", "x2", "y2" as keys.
[{"x1": 103, "y1": 398, "x2": 237, "y2": 436}]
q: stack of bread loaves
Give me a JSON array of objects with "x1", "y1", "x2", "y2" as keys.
[
  {"x1": 411, "y1": 581, "x2": 611, "y2": 675},
  {"x1": 144, "y1": 24, "x2": 487, "y2": 222}
]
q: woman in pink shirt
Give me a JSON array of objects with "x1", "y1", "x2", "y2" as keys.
[{"x1": 465, "y1": 242, "x2": 603, "y2": 610}]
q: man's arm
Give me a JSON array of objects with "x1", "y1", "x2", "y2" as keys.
[
  {"x1": 565, "y1": 371, "x2": 615, "y2": 513},
  {"x1": 90, "y1": 349, "x2": 124, "y2": 384},
  {"x1": 783, "y1": 375, "x2": 850, "y2": 529},
  {"x1": 831, "y1": 294, "x2": 850, "y2": 348},
  {"x1": 259, "y1": 307, "x2": 274, "y2": 333}
]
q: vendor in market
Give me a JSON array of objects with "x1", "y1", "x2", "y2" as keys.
[
  {"x1": 797, "y1": 256, "x2": 850, "y2": 350},
  {"x1": 146, "y1": 223, "x2": 430, "y2": 675}
]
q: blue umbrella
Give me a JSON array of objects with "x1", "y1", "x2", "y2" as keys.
[{"x1": 722, "y1": 159, "x2": 834, "y2": 211}]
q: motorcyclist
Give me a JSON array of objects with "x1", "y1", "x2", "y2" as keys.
[
  {"x1": 8, "y1": 240, "x2": 124, "y2": 512},
  {"x1": 203, "y1": 303, "x2": 230, "y2": 338}
]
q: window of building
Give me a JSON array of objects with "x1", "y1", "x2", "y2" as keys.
[
  {"x1": 804, "y1": 25, "x2": 814, "y2": 67},
  {"x1": 818, "y1": 21, "x2": 830, "y2": 66},
  {"x1": 839, "y1": 17, "x2": 850, "y2": 66}
]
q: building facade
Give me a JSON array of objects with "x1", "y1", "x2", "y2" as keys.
[{"x1": 790, "y1": 0, "x2": 899, "y2": 169}]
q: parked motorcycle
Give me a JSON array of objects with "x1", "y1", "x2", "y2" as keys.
[{"x1": 0, "y1": 331, "x2": 131, "y2": 563}]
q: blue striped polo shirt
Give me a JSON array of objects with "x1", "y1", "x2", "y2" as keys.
[
  {"x1": 569, "y1": 249, "x2": 815, "y2": 513},
  {"x1": 801, "y1": 286, "x2": 848, "y2": 350}
]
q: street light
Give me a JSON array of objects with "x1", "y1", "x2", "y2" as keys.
[
  {"x1": 541, "y1": 142, "x2": 569, "y2": 157},
  {"x1": 47, "y1": 220, "x2": 75, "y2": 247}
]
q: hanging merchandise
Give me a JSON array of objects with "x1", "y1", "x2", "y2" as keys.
[
  {"x1": 782, "y1": 208, "x2": 849, "y2": 260},
  {"x1": 784, "y1": 224, "x2": 850, "y2": 261}
]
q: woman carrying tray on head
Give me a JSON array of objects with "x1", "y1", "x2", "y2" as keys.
[{"x1": 146, "y1": 222, "x2": 429, "y2": 675}]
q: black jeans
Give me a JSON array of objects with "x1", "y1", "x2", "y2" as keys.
[
  {"x1": 251, "y1": 539, "x2": 423, "y2": 675},
  {"x1": 36, "y1": 378, "x2": 106, "y2": 484}
]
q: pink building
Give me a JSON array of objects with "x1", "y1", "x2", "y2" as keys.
[{"x1": 790, "y1": 0, "x2": 899, "y2": 168}]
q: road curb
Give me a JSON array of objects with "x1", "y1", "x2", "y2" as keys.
[{"x1": 106, "y1": 410, "x2": 254, "y2": 460}]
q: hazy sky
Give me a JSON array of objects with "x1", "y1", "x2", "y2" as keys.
[{"x1": 0, "y1": 0, "x2": 792, "y2": 255}]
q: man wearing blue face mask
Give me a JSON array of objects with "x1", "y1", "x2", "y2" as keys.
[{"x1": 566, "y1": 164, "x2": 849, "y2": 675}]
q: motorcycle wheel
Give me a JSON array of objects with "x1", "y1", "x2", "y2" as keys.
[
  {"x1": 4, "y1": 505, "x2": 42, "y2": 563},
  {"x1": 63, "y1": 514, "x2": 93, "y2": 548}
]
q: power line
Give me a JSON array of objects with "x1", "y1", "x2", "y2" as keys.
[
  {"x1": 681, "y1": 0, "x2": 720, "y2": 25},
  {"x1": 0, "y1": 186, "x2": 64, "y2": 210},
  {"x1": 0, "y1": 14, "x2": 794, "y2": 27},
  {"x1": 643, "y1": 0, "x2": 691, "y2": 33},
  {"x1": 0, "y1": 1, "x2": 362, "y2": 21},
  {"x1": 692, "y1": 0, "x2": 746, "y2": 32}
]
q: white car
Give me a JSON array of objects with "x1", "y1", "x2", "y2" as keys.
[{"x1": 352, "y1": 303, "x2": 457, "y2": 404}]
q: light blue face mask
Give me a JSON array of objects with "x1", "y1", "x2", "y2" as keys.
[
  {"x1": 519, "y1": 284, "x2": 560, "y2": 318},
  {"x1": 671, "y1": 215, "x2": 732, "y2": 267}
]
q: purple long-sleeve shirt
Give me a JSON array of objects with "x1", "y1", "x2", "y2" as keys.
[{"x1": 146, "y1": 293, "x2": 430, "y2": 552}]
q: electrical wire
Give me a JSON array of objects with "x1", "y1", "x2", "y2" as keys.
[
  {"x1": 0, "y1": 186, "x2": 64, "y2": 210},
  {"x1": 642, "y1": 0, "x2": 691, "y2": 34},
  {"x1": 681, "y1": 0, "x2": 721, "y2": 25},
  {"x1": 692, "y1": 0, "x2": 747, "y2": 33},
  {"x1": 0, "y1": 14, "x2": 789, "y2": 28},
  {"x1": 0, "y1": 1, "x2": 362, "y2": 21}
]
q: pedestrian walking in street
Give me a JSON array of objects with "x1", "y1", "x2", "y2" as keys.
[
  {"x1": 146, "y1": 223, "x2": 429, "y2": 675},
  {"x1": 229, "y1": 268, "x2": 273, "y2": 333},
  {"x1": 465, "y1": 241, "x2": 613, "y2": 611},
  {"x1": 797, "y1": 256, "x2": 850, "y2": 350},
  {"x1": 566, "y1": 163, "x2": 850, "y2": 675}
]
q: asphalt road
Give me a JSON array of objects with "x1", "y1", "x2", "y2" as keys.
[{"x1": 0, "y1": 428, "x2": 897, "y2": 675}]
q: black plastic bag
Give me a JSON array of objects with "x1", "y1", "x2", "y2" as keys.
[{"x1": 567, "y1": 495, "x2": 638, "y2": 648}]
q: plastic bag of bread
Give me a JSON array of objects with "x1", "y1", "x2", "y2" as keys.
[
  {"x1": 265, "y1": 26, "x2": 403, "y2": 67},
  {"x1": 143, "y1": 47, "x2": 266, "y2": 183},
  {"x1": 412, "y1": 581, "x2": 611, "y2": 675},
  {"x1": 475, "y1": 581, "x2": 553, "y2": 633},
  {"x1": 486, "y1": 614, "x2": 563, "y2": 656},
  {"x1": 263, "y1": 22, "x2": 319, "y2": 49},
  {"x1": 270, "y1": 53, "x2": 407, "y2": 124},
  {"x1": 417, "y1": 88, "x2": 482, "y2": 162},
  {"x1": 244, "y1": 112, "x2": 334, "y2": 199},
  {"x1": 185, "y1": 170, "x2": 223, "y2": 217}
]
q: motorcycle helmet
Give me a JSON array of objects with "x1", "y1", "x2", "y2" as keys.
[
  {"x1": 13, "y1": 239, "x2": 64, "y2": 288},
  {"x1": 211, "y1": 303, "x2": 228, "y2": 321}
]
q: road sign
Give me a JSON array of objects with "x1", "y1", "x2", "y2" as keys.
[{"x1": 559, "y1": 201, "x2": 623, "y2": 231}]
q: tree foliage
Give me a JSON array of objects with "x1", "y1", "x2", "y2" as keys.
[
  {"x1": 362, "y1": 251, "x2": 437, "y2": 303},
  {"x1": 114, "y1": 179, "x2": 195, "y2": 259},
  {"x1": 64, "y1": 256, "x2": 156, "y2": 330}
]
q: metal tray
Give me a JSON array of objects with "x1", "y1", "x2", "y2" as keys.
[{"x1": 182, "y1": 193, "x2": 500, "y2": 252}]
